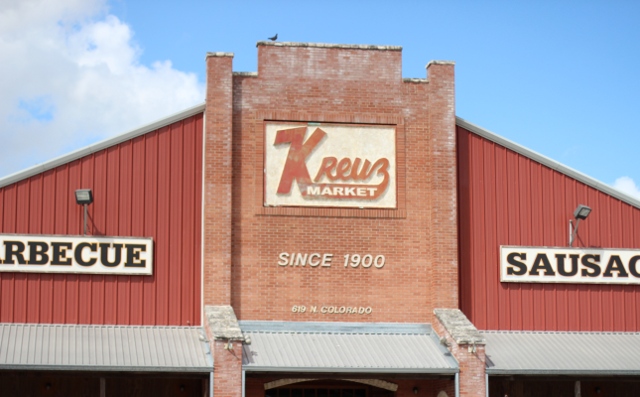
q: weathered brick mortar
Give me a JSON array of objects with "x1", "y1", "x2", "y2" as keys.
[
  {"x1": 203, "y1": 41, "x2": 463, "y2": 393},
  {"x1": 434, "y1": 309, "x2": 486, "y2": 397}
]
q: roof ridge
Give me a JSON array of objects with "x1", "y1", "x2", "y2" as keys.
[
  {"x1": 457, "y1": 116, "x2": 640, "y2": 210},
  {"x1": 0, "y1": 102, "x2": 205, "y2": 189}
]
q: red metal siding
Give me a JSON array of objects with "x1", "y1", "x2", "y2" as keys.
[
  {"x1": 0, "y1": 114, "x2": 203, "y2": 325},
  {"x1": 458, "y1": 125, "x2": 640, "y2": 331}
]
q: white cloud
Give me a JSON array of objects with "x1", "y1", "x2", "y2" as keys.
[
  {"x1": 0, "y1": 0, "x2": 205, "y2": 178},
  {"x1": 613, "y1": 176, "x2": 640, "y2": 200}
]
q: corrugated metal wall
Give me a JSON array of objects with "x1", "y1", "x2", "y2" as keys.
[
  {"x1": 458, "y1": 125, "x2": 640, "y2": 331},
  {"x1": 0, "y1": 114, "x2": 203, "y2": 325}
]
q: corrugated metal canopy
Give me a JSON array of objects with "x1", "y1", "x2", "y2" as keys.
[
  {"x1": 483, "y1": 330, "x2": 640, "y2": 375},
  {"x1": 240, "y1": 321, "x2": 458, "y2": 374},
  {"x1": 0, "y1": 323, "x2": 213, "y2": 373}
]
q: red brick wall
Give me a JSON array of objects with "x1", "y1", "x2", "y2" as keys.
[
  {"x1": 433, "y1": 319, "x2": 486, "y2": 397},
  {"x1": 213, "y1": 340, "x2": 243, "y2": 397},
  {"x1": 204, "y1": 43, "x2": 458, "y2": 323},
  {"x1": 204, "y1": 53, "x2": 234, "y2": 306}
]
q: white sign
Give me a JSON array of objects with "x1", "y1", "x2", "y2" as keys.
[
  {"x1": 0, "y1": 234, "x2": 153, "y2": 275},
  {"x1": 264, "y1": 123, "x2": 397, "y2": 208},
  {"x1": 500, "y1": 246, "x2": 640, "y2": 285}
]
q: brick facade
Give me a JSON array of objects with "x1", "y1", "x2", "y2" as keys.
[
  {"x1": 202, "y1": 41, "x2": 471, "y2": 397},
  {"x1": 204, "y1": 42, "x2": 458, "y2": 324}
]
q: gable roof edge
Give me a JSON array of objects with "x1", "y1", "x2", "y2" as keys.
[
  {"x1": 456, "y1": 116, "x2": 640, "y2": 210},
  {"x1": 0, "y1": 102, "x2": 206, "y2": 189}
]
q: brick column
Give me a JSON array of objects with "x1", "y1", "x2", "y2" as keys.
[
  {"x1": 204, "y1": 306, "x2": 245, "y2": 397},
  {"x1": 427, "y1": 61, "x2": 459, "y2": 312},
  {"x1": 204, "y1": 52, "x2": 234, "y2": 305},
  {"x1": 433, "y1": 309, "x2": 486, "y2": 397},
  {"x1": 213, "y1": 341, "x2": 243, "y2": 397}
]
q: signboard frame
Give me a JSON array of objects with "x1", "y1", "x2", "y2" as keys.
[
  {"x1": 263, "y1": 122, "x2": 398, "y2": 209},
  {"x1": 0, "y1": 234, "x2": 154, "y2": 276},
  {"x1": 500, "y1": 245, "x2": 640, "y2": 285}
]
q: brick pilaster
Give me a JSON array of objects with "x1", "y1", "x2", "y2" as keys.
[
  {"x1": 203, "y1": 306, "x2": 245, "y2": 397},
  {"x1": 433, "y1": 309, "x2": 486, "y2": 397},
  {"x1": 204, "y1": 52, "x2": 234, "y2": 305},
  {"x1": 427, "y1": 61, "x2": 458, "y2": 312},
  {"x1": 213, "y1": 340, "x2": 243, "y2": 397}
]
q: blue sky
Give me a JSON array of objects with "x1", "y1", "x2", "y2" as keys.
[{"x1": 2, "y1": 0, "x2": 640, "y2": 198}]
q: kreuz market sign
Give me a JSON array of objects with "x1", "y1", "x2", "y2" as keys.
[
  {"x1": 501, "y1": 246, "x2": 640, "y2": 285},
  {"x1": 264, "y1": 123, "x2": 397, "y2": 208},
  {"x1": 0, "y1": 234, "x2": 153, "y2": 275}
]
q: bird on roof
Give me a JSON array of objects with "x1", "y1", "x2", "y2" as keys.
[{"x1": 268, "y1": 34, "x2": 278, "y2": 41}]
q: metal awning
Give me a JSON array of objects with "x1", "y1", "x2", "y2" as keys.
[
  {"x1": 483, "y1": 330, "x2": 640, "y2": 376},
  {"x1": 0, "y1": 323, "x2": 213, "y2": 373},
  {"x1": 240, "y1": 321, "x2": 458, "y2": 374}
]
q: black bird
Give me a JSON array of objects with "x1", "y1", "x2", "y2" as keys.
[{"x1": 268, "y1": 33, "x2": 278, "y2": 41}]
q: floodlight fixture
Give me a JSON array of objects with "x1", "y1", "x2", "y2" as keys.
[
  {"x1": 569, "y1": 204, "x2": 591, "y2": 246},
  {"x1": 75, "y1": 189, "x2": 93, "y2": 235},
  {"x1": 75, "y1": 189, "x2": 93, "y2": 205},
  {"x1": 573, "y1": 204, "x2": 592, "y2": 220}
]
